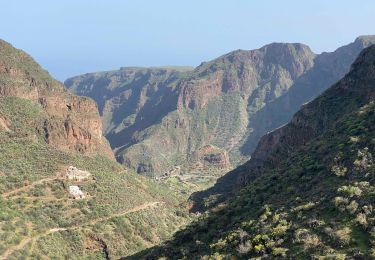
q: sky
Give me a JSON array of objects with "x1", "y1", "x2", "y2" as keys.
[{"x1": 1, "y1": 1, "x2": 375, "y2": 81}]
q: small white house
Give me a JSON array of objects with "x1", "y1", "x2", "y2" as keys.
[{"x1": 68, "y1": 185, "x2": 85, "y2": 199}]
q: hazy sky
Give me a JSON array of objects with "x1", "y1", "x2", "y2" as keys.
[{"x1": 1, "y1": 1, "x2": 375, "y2": 81}]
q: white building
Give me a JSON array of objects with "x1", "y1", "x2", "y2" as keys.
[{"x1": 68, "y1": 185, "x2": 85, "y2": 199}]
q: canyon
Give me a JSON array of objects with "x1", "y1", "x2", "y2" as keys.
[{"x1": 66, "y1": 36, "x2": 375, "y2": 178}]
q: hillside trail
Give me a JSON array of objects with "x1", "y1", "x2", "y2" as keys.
[
  {"x1": 1, "y1": 176, "x2": 61, "y2": 198},
  {"x1": 0, "y1": 201, "x2": 161, "y2": 260}
]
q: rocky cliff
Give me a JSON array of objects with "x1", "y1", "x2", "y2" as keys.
[
  {"x1": 246, "y1": 43, "x2": 375, "y2": 179},
  {"x1": 241, "y1": 35, "x2": 375, "y2": 155},
  {"x1": 66, "y1": 36, "x2": 375, "y2": 177},
  {"x1": 0, "y1": 39, "x2": 114, "y2": 158}
]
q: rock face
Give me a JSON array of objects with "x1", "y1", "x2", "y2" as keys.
[
  {"x1": 66, "y1": 66, "x2": 191, "y2": 176},
  {"x1": 239, "y1": 40, "x2": 375, "y2": 186},
  {"x1": 0, "y1": 39, "x2": 114, "y2": 159},
  {"x1": 66, "y1": 36, "x2": 375, "y2": 176}
]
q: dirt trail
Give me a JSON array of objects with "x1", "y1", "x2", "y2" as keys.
[
  {"x1": 2, "y1": 176, "x2": 60, "y2": 198},
  {"x1": 0, "y1": 201, "x2": 161, "y2": 259},
  {"x1": 88, "y1": 201, "x2": 161, "y2": 226}
]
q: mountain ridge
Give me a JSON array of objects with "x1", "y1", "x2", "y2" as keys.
[{"x1": 66, "y1": 36, "x2": 375, "y2": 178}]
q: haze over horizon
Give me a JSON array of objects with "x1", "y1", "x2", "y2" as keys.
[{"x1": 1, "y1": 0, "x2": 375, "y2": 81}]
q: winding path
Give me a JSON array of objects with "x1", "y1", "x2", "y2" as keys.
[
  {"x1": 1, "y1": 201, "x2": 161, "y2": 259},
  {"x1": 2, "y1": 176, "x2": 61, "y2": 198}
]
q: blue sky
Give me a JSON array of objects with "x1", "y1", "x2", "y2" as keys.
[{"x1": 1, "y1": 1, "x2": 375, "y2": 81}]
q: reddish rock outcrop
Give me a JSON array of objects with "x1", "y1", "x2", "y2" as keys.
[
  {"x1": 191, "y1": 145, "x2": 231, "y2": 170},
  {"x1": 0, "y1": 39, "x2": 114, "y2": 159}
]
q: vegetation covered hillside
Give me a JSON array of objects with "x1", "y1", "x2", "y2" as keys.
[
  {"x1": 66, "y1": 36, "x2": 375, "y2": 181},
  {"x1": 0, "y1": 40, "x2": 191, "y2": 259},
  {"x1": 129, "y1": 45, "x2": 375, "y2": 259}
]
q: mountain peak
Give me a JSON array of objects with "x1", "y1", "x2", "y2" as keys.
[
  {"x1": 351, "y1": 35, "x2": 375, "y2": 50},
  {"x1": 355, "y1": 35, "x2": 375, "y2": 45},
  {"x1": 260, "y1": 42, "x2": 313, "y2": 53},
  {"x1": 220, "y1": 42, "x2": 315, "y2": 61}
]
